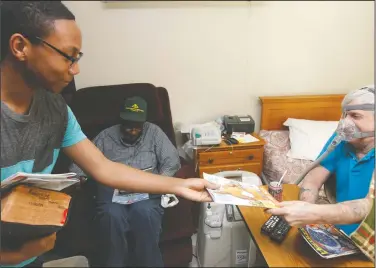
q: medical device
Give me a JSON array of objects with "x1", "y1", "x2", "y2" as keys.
[
  {"x1": 191, "y1": 125, "x2": 222, "y2": 146},
  {"x1": 196, "y1": 171, "x2": 260, "y2": 267}
]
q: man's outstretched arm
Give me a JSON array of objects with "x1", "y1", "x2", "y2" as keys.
[
  {"x1": 63, "y1": 139, "x2": 217, "y2": 202},
  {"x1": 267, "y1": 186, "x2": 373, "y2": 226}
]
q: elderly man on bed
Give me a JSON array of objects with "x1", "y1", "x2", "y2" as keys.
[{"x1": 267, "y1": 86, "x2": 374, "y2": 236}]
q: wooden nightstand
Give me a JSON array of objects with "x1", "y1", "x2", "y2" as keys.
[{"x1": 193, "y1": 133, "x2": 265, "y2": 178}]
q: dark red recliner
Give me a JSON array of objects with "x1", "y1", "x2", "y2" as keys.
[{"x1": 53, "y1": 83, "x2": 196, "y2": 267}]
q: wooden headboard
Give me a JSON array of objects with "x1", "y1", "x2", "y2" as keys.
[{"x1": 259, "y1": 94, "x2": 345, "y2": 130}]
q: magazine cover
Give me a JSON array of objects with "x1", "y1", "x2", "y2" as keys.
[
  {"x1": 299, "y1": 224, "x2": 360, "y2": 259},
  {"x1": 112, "y1": 167, "x2": 154, "y2": 205},
  {"x1": 203, "y1": 173, "x2": 279, "y2": 209}
]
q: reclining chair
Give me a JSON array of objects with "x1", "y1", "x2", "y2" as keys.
[{"x1": 52, "y1": 83, "x2": 197, "y2": 267}]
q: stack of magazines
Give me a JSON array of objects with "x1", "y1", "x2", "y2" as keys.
[
  {"x1": 1, "y1": 172, "x2": 79, "y2": 192},
  {"x1": 1, "y1": 172, "x2": 79, "y2": 250}
]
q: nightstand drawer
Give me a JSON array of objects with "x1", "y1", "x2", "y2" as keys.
[
  {"x1": 198, "y1": 148, "x2": 262, "y2": 166},
  {"x1": 199, "y1": 163, "x2": 261, "y2": 177}
]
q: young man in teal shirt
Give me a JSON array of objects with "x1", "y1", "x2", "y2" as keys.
[{"x1": 0, "y1": 2, "x2": 216, "y2": 266}]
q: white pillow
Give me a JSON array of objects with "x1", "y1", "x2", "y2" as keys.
[{"x1": 283, "y1": 118, "x2": 338, "y2": 161}]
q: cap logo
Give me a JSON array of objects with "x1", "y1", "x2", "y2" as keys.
[{"x1": 125, "y1": 104, "x2": 144, "y2": 113}]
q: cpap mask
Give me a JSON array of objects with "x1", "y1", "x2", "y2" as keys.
[
  {"x1": 295, "y1": 86, "x2": 374, "y2": 185},
  {"x1": 337, "y1": 86, "x2": 374, "y2": 141}
]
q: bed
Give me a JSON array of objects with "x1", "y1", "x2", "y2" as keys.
[{"x1": 258, "y1": 94, "x2": 345, "y2": 203}]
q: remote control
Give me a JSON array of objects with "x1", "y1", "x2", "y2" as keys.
[
  {"x1": 261, "y1": 215, "x2": 282, "y2": 235},
  {"x1": 269, "y1": 218, "x2": 291, "y2": 243}
]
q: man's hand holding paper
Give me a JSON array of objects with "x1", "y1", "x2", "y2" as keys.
[{"x1": 266, "y1": 200, "x2": 321, "y2": 226}]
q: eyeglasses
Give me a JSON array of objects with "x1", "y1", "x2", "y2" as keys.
[
  {"x1": 121, "y1": 121, "x2": 144, "y2": 132},
  {"x1": 124, "y1": 126, "x2": 143, "y2": 133},
  {"x1": 32, "y1": 36, "x2": 83, "y2": 68}
]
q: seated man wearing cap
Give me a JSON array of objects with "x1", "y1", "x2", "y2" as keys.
[{"x1": 70, "y1": 96, "x2": 181, "y2": 267}]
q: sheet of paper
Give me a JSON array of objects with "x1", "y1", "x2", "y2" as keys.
[
  {"x1": 203, "y1": 173, "x2": 279, "y2": 208},
  {"x1": 231, "y1": 132, "x2": 259, "y2": 143}
]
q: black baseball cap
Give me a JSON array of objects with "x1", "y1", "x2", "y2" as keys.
[{"x1": 119, "y1": 96, "x2": 147, "y2": 122}]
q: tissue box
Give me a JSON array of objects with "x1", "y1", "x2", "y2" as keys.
[{"x1": 1, "y1": 185, "x2": 72, "y2": 250}]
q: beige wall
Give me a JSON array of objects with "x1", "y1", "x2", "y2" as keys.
[{"x1": 63, "y1": 1, "x2": 374, "y2": 132}]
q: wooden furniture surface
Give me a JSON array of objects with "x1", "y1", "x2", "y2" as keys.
[
  {"x1": 259, "y1": 94, "x2": 345, "y2": 131},
  {"x1": 238, "y1": 184, "x2": 373, "y2": 267},
  {"x1": 194, "y1": 133, "x2": 265, "y2": 177}
]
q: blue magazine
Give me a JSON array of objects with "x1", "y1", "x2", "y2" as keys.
[{"x1": 299, "y1": 224, "x2": 361, "y2": 259}]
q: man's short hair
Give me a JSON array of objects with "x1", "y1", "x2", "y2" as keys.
[{"x1": 0, "y1": 1, "x2": 75, "y2": 62}]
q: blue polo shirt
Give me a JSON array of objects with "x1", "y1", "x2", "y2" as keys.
[{"x1": 318, "y1": 132, "x2": 375, "y2": 235}]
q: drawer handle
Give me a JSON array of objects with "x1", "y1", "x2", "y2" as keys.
[
  {"x1": 248, "y1": 155, "x2": 254, "y2": 160},
  {"x1": 208, "y1": 158, "x2": 214, "y2": 164}
]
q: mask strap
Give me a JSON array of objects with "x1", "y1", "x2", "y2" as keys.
[
  {"x1": 343, "y1": 104, "x2": 374, "y2": 112},
  {"x1": 353, "y1": 131, "x2": 375, "y2": 139}
]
